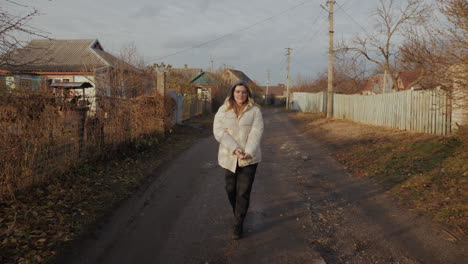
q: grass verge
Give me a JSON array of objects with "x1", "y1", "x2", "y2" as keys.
[{"x1": 289, "y1": 112, "x2": 467, "y2": 235}]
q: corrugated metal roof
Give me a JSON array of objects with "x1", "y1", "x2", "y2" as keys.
[
  {"x1": 0, "y1": 39, "x2": 135, "y2": 72},
  {"x1": 50, "y1": 82, "x2": 93, "y2": 88},
  {"x1": 190, "y1": 71, "x2": 218, "y2": 85}
]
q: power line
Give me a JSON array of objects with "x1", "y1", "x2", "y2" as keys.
[
  {"x1": 335, "y1": 2, "x2": 370, "y2": 35},
  {"x1": 4, "y1": 0, "x2": 29, "y2": 8},
  {"x1": 279, "y1": 8, "x2": 327, "y2": 76},
  {"x1": 146, "y1": 0, "x2": 316, "y2": 64},
  {"x1": 337, "y1": 0, "x2": 354, "y2": 11},
  {"x1": 291, "y1": 11, "x2": 328, "y2": 56}
]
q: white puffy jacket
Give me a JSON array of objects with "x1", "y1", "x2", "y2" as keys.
[{"x1": 213, "y1": 102, "x2": 264, "y2": 173}]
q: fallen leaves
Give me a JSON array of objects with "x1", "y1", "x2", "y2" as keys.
[
  {"x1": 0, "y1": 115, "x2": 214, "y2": 264},
  {"x1": 292, "y1": 112, "x2": 468, "y2": 236}
]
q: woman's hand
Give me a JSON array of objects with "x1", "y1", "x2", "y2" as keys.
[
  {"x1": 234, "y1": 148, "x2": 252, "y2": 160},
  {"x1": 242, "y1": 153, "x2": 252, "y2": 160},
  {"x1": 234, "y1": 148, "x2": 246, "y2": 159}
]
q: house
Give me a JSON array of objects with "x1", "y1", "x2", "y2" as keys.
[
  {"x1": 362, "y1": 74, "x2": 394, "y2": 95},
  {"x1": 187, "y1": 68, "x2": 258, "y2": 107},
  {"x1": 258, "y1": 83, "x2": 286, "y2": 97},
  {"x1": 191, "y1": 70, "x2": 218, "y2": 86},
  {"x1": 165, "y1": 67, "x2": 203, "y2": 94},
  {"x1": 222, "y1": 68, "x2": 254, "y2": 86},
  {"x1": 362, "y1": 71, "x2": 423, "y2": 95},
  {"x1": 396, "y1": 71, "x2": 422, "y2": 90},
  {"x1": 169, "y1": 67, "x2": 202, "y2": 83},
  {"x1": 0, "y1": 39, "x2": 148, "y2": 111},
  {"x1": 190, "y1": 70, "x2": 219, "y2": 110}
]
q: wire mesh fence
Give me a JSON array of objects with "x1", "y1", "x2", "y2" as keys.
[{"x1": 0, "y1": 93, "x2": 172, "y2": 201}]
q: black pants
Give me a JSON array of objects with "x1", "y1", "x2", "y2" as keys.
[{"x1": 224, "y1": 163, "x2": 258, "y2": 225}]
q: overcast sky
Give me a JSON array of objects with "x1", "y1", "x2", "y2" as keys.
[{"x1": 7, "y1": 0, "x2": 412, "y2": 85}]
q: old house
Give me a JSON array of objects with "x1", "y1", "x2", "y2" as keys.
[
  {"x1": 258, "y1": 84, "x2": 286, "y2": 104},
  {"x1": 165, "y1": 67, "x2": 203, "y2": 95},
  {"x1": 362, "y1": 71, "x2": 423, "y2": 95},
  {"x1": 258, "y1": 84, "x2": 286, "y2": 97},
  {"x1": 362, "y1": 74, "x2": 394, "y2": 95},
  {"x1": 0, "y1": 39, "x2": 148, "y2": 111},
  {"x1": 222, "y1": 68, "x2": 254, "y2": 86},
  {"x1": 169, "y1": 67, "x2": 202, "y2": 83},
  {"x1": 396, "y1": 71, "x2": 422, "y2": 90}
]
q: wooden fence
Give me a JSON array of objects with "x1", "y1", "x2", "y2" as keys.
[
  {"x1": 182, "y1": 95, "x2": 204, "y2": 121},
  {"x1": 292, "y1": 92, "x2": 324, "y2": 113},
  {"x1": 292, "y1": 89, "x2": 452, "y2": 135}
]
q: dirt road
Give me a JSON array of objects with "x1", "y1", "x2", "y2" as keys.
[{"x1": 62, "y1": 108, "x2": 467, "y2": 264}]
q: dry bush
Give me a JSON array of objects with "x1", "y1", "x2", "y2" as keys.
[
  {"x1": 0, "y1": 92, "x2": 170, "y2": 201},
  {"x1": 95, "y1": 94, "x2": 166, "y2": 150},
  {"x1": 0, "y1": 95, "x2": 80, "y2": 200},
  {"x1": 209, "y1": 68, "x2": 232, "y2": 109},
  {"x1": 400, "y1": 0, "x2": 467, "y2": 89},
  {"x1": 293, "y1": 70, "x2": 365, "y2": 95}
]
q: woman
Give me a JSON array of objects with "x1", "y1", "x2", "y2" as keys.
[{"x1": 213, "y1": 82, "x2": 264, "y2": 240}]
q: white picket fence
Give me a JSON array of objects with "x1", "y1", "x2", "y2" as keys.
[{"x1": 292, "y1": 89, "x2": 451, "y2": 135}]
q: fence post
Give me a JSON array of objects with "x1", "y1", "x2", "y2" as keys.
[{"x1": 77, "y1": 107, "x2": 89, "y2": 157}]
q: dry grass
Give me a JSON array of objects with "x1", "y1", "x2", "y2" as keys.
[
  {"x1": 0, "y1": 93, "x2": 173, "y2": 201},
  {"x1": 0, "y1": 110, "x2": 212, "y2": 264},
  {"x1": 289, "y1": 112, "x2": 467, "y2": 234}
]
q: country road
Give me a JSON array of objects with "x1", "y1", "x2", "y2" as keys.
[{"x1": 62, "y1": 108, "x2": 467, "y2": 264}]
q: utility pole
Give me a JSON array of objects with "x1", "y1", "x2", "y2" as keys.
[
  {"x1": 285, "y1": 48, "x2": 292, "y2": 109},
  {"x1": 210, "y1": 55, "x2": 214, "y2": 72},
  {"x1": 326, "y1": 0, "x2": 334, "y2": 117},
  {"x1": 265, "y1": 70, "x2": 270, "y2": 105}
]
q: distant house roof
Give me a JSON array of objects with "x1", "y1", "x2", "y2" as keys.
[
  {"x1": 258, "y1": 85, "x2": 286, "y2": 96},
  {"x1": 170, "y1": 68, "x2": 202, "y2": 82},
  {"x1": 190, "y1": 71, "x2": 218, "y2": 86},
  {"x1": 224, "y1": 69, "x2": 253, "y2": 84},
  {"x1": 397, "y1": 71, "x2": 421, "y2": 90},
  {"x1": 169, "y1": 68, "x2": 203, "y2": 79},
  {"x1": 0, "y1": 39, "x2": 135, "y2": 72},
  {"x1": 363, "y1": 74, "x2": 394, "y2": 94}
]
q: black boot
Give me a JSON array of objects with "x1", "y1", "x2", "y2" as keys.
[{"x1": 232, "y1": 223, "x2": 243, "y2": 240}]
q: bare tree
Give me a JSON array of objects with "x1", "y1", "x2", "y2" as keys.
[
  {"x1": 337, "y1": 0, "x2": 430, "y2": 91},
  {"x1": 0, "y1": 3, "x2": 48, "y2": 66},
  {"x1": 400, "y1": 0, "x2": 467, "y2": 90},
  {"x1": 400, "y1": 0, "x2": 467, "y2": 131},
  {"x1": 334, "y1": 52, "x2": 369, "y2": 94},
  {"x1": 89, "y1": 43, "x2": 153, "y2": 99},
  {"x1": 114, "y1": 43, "x2": 153, "y2": 97}
]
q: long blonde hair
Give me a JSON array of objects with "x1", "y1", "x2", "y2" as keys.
[{"x1": 225, "y1": 82, "x2": 257, "y2": 116}]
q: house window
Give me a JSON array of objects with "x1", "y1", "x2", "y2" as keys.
[{"x1": 20, "y1": 79, "x2": 32, "y2": 90}]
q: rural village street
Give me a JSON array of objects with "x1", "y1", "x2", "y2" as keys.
[{"x1": 63, "y1": 108, "x2": 467, "y2": 264}]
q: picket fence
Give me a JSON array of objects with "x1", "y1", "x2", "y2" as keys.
[{"x1": 292, "y1": 89, "x2": 451, "y2": 135}]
